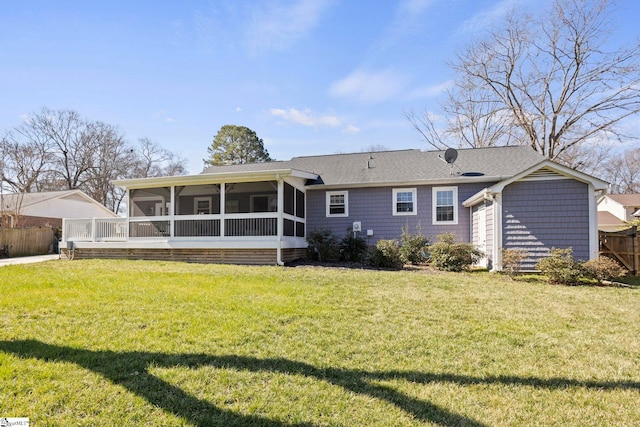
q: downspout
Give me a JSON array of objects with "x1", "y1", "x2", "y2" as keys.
[{"x1": 276, "y1": 175, "x2": 285, "y2": 266}]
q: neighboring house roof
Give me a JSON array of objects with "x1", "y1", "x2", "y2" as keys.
[
  {"x1": 598, "y1": 211, "x2": 625, "y2": 231},
  {"x1": 0, "y1": 190, "x2": 116, "y2": 218},
  {"x1": 600, "y1": 194, "x2": 640, "y2": 207}
]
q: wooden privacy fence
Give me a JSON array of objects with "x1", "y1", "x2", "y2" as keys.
[
  {"x1": 0, "y1": 227, "x2": 57, "y2": 257},
  {"x1": 599, "y1": 226, "x2": 639, "y2": 275}
]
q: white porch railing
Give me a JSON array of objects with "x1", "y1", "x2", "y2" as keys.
[{"x1": 63, "y1": 213, "x2": 280, "y2": 242}]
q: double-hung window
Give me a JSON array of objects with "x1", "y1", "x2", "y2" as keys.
[
  {"x1": 393, "y1": 188, "x2": 417, "y2": 215},
  {"x1": 432, "y1": 187, "x2": 458, "y2": 224},
  {"x1": 326, "y1": 191, "x2": 348, "y2": 217}
]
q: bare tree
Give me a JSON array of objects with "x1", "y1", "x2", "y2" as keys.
[
  {"x1": 133, "y1": 137, "x2": 187, "y2": 178},
  {"x1": 1, "y1": 131, "x2": 51, "y2": 193},
  {"x1": 406, "y1": 109, "x2": 450, "y2": 150},
  {"x1": 414, "y1": 0, "x2": 640, "y2": 166},
  {"x1": 407, "y1": 81, "x2": 515, "y2": 150},
  {"x1": 1, "y1": 109, "x2": 188, "y2": 213},
  {"x1": 603, "y1": 148, "x2": 640, "y2": 194}
]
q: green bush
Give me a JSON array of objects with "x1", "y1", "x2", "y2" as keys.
[
  {"x1": 501, "y1": 248, "x2": 527, "y2": 278},
  {"x1": 306, "y1": 229, "x2": 339, "y2": 262},
  {"x1": 582, "y1": 256, "x2": 627, "y2": 284},
  {"x1": 369, "y1": 239, "x2": 403, "y2": 270},
  {"x1": 429, "y1": 233, "x2": 483, "y2": 272},
  {"x1": 339, "y1": 231, "x2": 368, "y2": 262},
  {"x1": 535, "y1": 247, "x2": 584, "y2": 285},
  {"x1": 399, "y1": 226, "x2": 430, "y2": 265}
]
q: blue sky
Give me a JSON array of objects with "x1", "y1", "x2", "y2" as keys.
[{"x1": 2, "y1": 0, "x2": 639, "y2": 174}]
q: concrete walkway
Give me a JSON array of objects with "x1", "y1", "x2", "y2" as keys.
[{"x1": 0, "y1": 254, "x2": 60, "y2": 267}]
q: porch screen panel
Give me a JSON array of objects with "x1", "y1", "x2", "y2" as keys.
[
  {"x1": 129, "y1": 220, "x2": 170, "y2": 237},
  {"x1": 175, "y1": 185, "x2": 220, "y2": 215},
  {"x1": 284, "y1": 219, "x2": 295, "y2": 236},
  {"x1": 130, "y1": 187, "x2": 171, "y2": 217},
  {"x1": 175, "y1": 219, "x2": 220, "y2": 237},
  {"x1": 284, "y1": 183, "x2": 295, "y2": 215},
  {"x1": 225, "y1": 218, "x2": 277, "y2": 236},
  {"x1": 226, "y1": 182, "x2": 277, "y2": 214},
  {"x1": 296, "y1": 189, "x2": 305, "y2": 218}
]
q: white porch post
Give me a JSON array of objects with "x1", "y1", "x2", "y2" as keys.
[
  {"x1": 276, "y1": 176, "x2": 284, "y2": 265},
  {"x1": 91, "y1": 217, "x2": 97, "y2": 242},
  {"x1": 170, "y1": 186, "x2": 175, "y2": 238},
  {"x1": 220, "y1": 183, "x2": 226, "y2": 237}
]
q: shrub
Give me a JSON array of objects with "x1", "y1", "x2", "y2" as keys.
[
  {"x1": 429, "y1": 233, "x2": 483, "y2": 272},
  {"x1": 369, "y1": 239, "x2": 403, "y2": 270},
  {"x1": 501, "y1": 249, "x2": 527, "y2": 278},
  {"x1": 399, "y1": 226, "x2": 430, "y2": 265},
  {"x1": 339, "y1": 231, "x2": 368, "y2": 262},
  {"x1": 306, "y1": 229, "x2": 339, "y2": 262},
  {"x1": 535, "y1": 247, "x2": 583, "y2": 285},
  {"x1": 582, "y1": 256, "x2": 627, "y2": 284}
]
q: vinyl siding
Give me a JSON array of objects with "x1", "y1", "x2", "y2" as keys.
[
  {"x1": 502, "y1": 179, "x2": 590, "y2": 270},
  {"x1": 306, "y1": 183, "x2": 488, "y2": 244}
]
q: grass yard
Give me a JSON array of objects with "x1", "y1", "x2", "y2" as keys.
[{"x1": 0, "y1": 259, "x2": 639, "y2": 426}]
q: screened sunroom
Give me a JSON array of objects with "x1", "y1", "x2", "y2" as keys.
[{"x1": 61, "y1": 168, "x2": 316, "y2": 265}]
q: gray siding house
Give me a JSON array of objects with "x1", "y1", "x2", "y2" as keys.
[{"x1": 61, "y1": 146, "x2": 607, "y2": 270}]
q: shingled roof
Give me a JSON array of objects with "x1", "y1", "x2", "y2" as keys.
[{"x1": 202, "y1": 146, "x2": 546, "y2": 187}]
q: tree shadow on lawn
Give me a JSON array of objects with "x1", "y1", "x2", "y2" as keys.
[{"x1": 1, "y1": 340, "x2": 638, "y2": 427}]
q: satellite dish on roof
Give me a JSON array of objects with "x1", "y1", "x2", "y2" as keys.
[{"x1": 444, "y1": 148, "x2": 458, "y2": 164}]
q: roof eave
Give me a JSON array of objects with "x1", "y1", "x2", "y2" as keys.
[
  {"x1": 305, "y1": 175, "x2": 507, "y2": 190},
  {"x1": 113, "y1": 169, "x2": 319, "y2": 189}
]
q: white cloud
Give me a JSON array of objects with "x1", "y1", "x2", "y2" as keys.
[
  {"x1": 342, "y1": 124, "x2": 360, "y2": 135},
  {"x1": 329, "y1": 69, "x2": 407, "y2": 104},
  {"x1": 458, "y1": 0, "x2": 542, "y2": 34},
  {"x1": 248, "y1": 0, "x2": 335, "y2": 52},
  {"x1": 402, "y1": 0, "x2": 433, "y2": 16},
  {"x1": 409, "y1": 80, "x2": 454, "y2": 99},
  {"x1": 153, "y1": 110, "x2": 176, "y2": 123},
  {"x1": 270, "y1": 107, "x2": 342, "y2": 128}
]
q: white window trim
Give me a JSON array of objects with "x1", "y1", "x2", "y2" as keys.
[
  {"x1": 326, "y1": 191, "x2": 348, "y2": 217},
  {"x1": 392, "y1": 188, "x2": 417, "y2": 216},
  {"x1": 432, "y1": 186, "x2": 458, "y2": 225}
]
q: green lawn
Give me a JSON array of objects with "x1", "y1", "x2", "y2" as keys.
[{"x1": 1, "y1": 259, "x2": 639, "y2": 426}]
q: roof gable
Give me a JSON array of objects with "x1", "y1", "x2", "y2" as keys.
[{"x1": 463, "y1": 160, "x2": 609, "y2": 207}]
